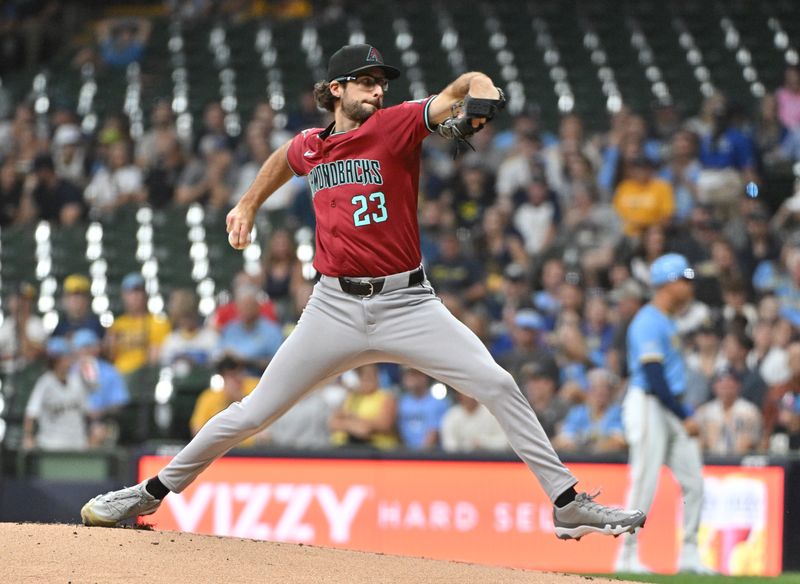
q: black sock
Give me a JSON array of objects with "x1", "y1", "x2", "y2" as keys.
[
  {"x1": 145, "y1": 476, "x2": 171, "y2": 500},
  {"x1": 554, "y1": 486, "x2": 578, "y2": 508}
]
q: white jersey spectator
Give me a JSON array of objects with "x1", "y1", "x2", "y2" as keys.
[
  {"x1": 23, "y1": 338, "x2": 88, "y2": 451},
  {"x1": 258, "y1": 381, "x2": 346, "y2": 448},
  {"x1": 440, "y1": 392, "x2": 509, "y2": 452},
  {"x1": 52, "y1": 124, "x2": 88, "y2": 186},
  {"x1": 513, "y1": 178, "x2": 556, "y2": 255},
  {"x1": 84, "y1": 141, "x2": 144, "y2": 212},
  {"x1": 693, "y1": 368, "x2": 762, "y2": 455}
]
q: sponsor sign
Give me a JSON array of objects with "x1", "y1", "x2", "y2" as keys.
[{"x1": 139, "y1": 457, "x2": 783, "y2": 575}]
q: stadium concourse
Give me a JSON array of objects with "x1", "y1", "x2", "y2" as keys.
[{"x1": 0, "y1": 0, "x2": 800, "y2": 577}]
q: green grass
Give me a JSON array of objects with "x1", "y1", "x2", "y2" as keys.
[{"x1": 603, "y1": 574, "x2": 800, "y2": 584}]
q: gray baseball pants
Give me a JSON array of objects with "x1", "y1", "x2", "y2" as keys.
[{"x1": 158, "y1": 267, "x2": 577, "y2": 501}]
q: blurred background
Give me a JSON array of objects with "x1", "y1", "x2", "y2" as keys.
[{"x1": 1, "y1": 0, "x2": 800, "y2": 576}]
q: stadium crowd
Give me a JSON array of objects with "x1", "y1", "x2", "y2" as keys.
[{"x1": 2, "y1": 12, "x2": 800, "y2": 458}]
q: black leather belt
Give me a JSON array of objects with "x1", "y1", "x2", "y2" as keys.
[{"x1": 339, "y1": 267, "x2": 424, "y2": 297}]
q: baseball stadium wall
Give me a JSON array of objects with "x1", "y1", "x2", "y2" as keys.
[{"x1": 123, "y1": 452, "x2": 795, "y2": 576}]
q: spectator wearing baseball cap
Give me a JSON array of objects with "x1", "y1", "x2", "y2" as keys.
[
  {"x1": 692, "y1": 366, "x2": 762, "y2": 455},
  {"x1": 107, "y1": 272, "x2": 171, "y2": 374},
  {"x1": 53, "y1": 274, "x2": 105, "y2": 340},
  {"x1": 23, "y1": 335, "x2": 90, "y2": 451},
  {"x1": 0, "y1": 281, "x2": 47, "y2": 373},
  {"x1": 72, "y1": 328, "x2": 130, "y2": 447},
  {"x1": 499, "y1": 308, "x2": 553, "y2": 384}
]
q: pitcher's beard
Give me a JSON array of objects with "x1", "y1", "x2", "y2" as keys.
[{"x1": 343, "y1": 99, "x2": 381, "y2": 123}]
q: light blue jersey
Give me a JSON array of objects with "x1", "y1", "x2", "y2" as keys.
[{"x1": 627, "y1": 303, "x2": 685, "y2": 395}]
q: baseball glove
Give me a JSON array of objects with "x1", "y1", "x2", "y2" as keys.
[{"x1": 437, "y1": 87, "x2": 506, "y2": 157}]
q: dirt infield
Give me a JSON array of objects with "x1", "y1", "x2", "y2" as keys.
[{"x1": 0, "y1": 522, "x2": 628, "y2": 584}]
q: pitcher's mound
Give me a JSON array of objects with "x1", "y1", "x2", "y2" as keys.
[{"x1": 1, "y1": 522, "x2": 626, "y2": 584}]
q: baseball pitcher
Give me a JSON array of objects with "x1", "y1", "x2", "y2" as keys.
[{"x1": 81, "y1": 44, "x2": 645, "y2": 542}]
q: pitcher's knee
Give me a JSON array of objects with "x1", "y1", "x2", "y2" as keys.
[
  {"x1": 496, "y1": 369, "x2": 518, "y2": 392},
  {"x1": 467, "y1": 368, "x2": 518, "y2": 403},
  {"x1": 233, "y1": 402, "x2": 273, "y2": 434}
]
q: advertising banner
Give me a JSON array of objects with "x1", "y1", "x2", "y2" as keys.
[{"x1": 138, "y1": 456, "x2": 783, "y2": 575}]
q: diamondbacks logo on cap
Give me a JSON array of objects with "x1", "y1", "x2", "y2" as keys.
[{"x1": 366, "y1": 46, "x2": 383, "y2": 63}]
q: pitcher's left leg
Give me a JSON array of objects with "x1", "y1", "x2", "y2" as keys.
[
  {"x1": 373, "y1": 287, "x2": 567, "y2": 499},
  {"x1": 374, "y1": 290, "x2": 645, "y2": 539}
]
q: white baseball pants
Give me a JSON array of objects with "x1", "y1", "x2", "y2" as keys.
[{"x1": 158, "y1": 268, "x2": 577, "y2": 501}]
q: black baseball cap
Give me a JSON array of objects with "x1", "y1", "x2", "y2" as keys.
[{"x1": 327, "y1": 44, "x2": 401, "y2": 82}]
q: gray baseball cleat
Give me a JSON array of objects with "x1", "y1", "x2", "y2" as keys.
[
  {"x1": 81, "y1": 481, "x2": 162, "y2": 527},
  {"x1": 553, "y1": 492, "x2": 646, "y2": 541}
]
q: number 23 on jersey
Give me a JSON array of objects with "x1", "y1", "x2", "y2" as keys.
[{"x1": 352, "y1": 192, "x2": 388, "y2": 227}]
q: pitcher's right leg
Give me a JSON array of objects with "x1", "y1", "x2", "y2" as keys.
[
  {"x1": 82, "y1": 284, "x2": 369, "y2": 526},
  {"x1": 159, "y1": 284, "x2": 370, "y2": 493}
]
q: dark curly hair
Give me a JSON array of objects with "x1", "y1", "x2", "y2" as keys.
[{"x1": 313, "y1": 80, "x2": 338, "y2": 112}]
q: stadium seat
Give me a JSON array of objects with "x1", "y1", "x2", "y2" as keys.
[
  {"x1": 117, "y1": 365, "x2": 160, "y2": 445},
  {"x1": 166, "y1": 364, "x2": 213, "y2": 441}
]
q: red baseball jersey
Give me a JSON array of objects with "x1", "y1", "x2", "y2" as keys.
[{"x1": 286, "y1": 96, "x2": 437, "y2": 277}]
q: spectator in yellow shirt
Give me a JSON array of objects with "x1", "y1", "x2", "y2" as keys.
[
  {"x1": 107, "y1": 273, "x2": 171, "y2": 374},
  {"x1": 330, "y1": 364, "x2": 399, "y2": 449},
  {"x1": 613, "y1": 156, "x2": 675, "y2": 237},
  {"x1": 189, "y1": 356, "x2": 259, "y2": 447}
]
